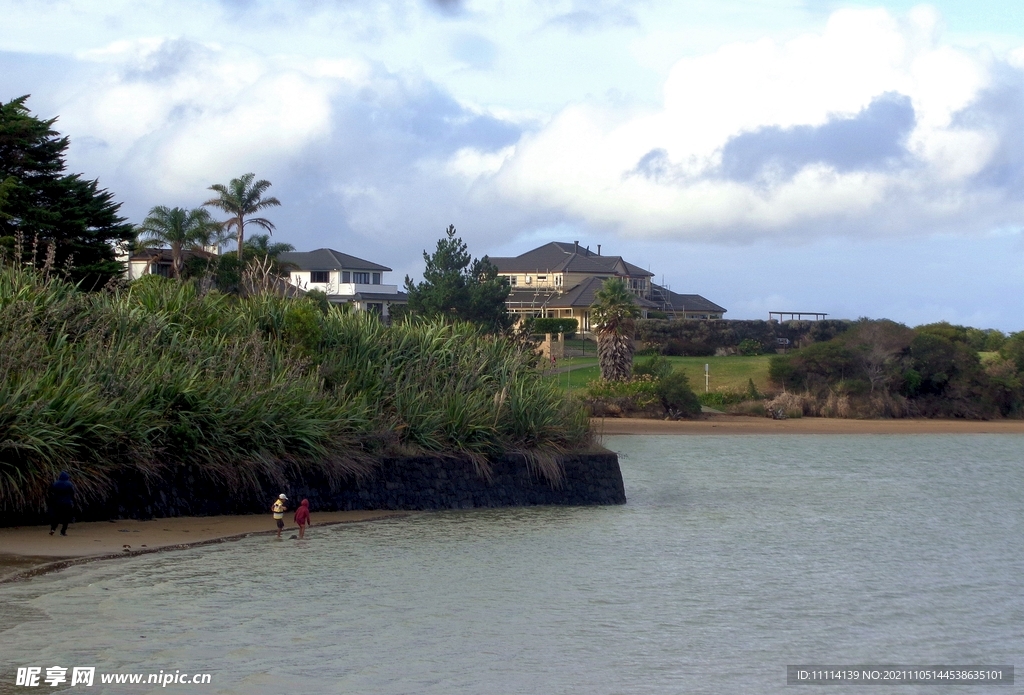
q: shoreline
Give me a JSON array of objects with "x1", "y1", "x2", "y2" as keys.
[
  {"x1": 594, "y1": 414, "x2": 1024, "y2": 435},
  {"x1": 6, "y1": 416, "x2": 1022, "y2": 580},
  {"x1": 0, "y1": 510, "x2": 409, "y2": 584}
]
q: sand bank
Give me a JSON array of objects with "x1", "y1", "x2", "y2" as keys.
[
  {"x1": 0, "y1": 510, "x2": 406, "y2": 583},
  {"x1": 594, "y1": 415, "x2": 1024, "y2": 436}
]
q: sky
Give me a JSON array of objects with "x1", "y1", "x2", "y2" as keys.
[{"x1": 2, "y1": 0, "x2": 1024, "y2": 330}]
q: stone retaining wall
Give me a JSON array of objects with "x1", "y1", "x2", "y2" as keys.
[{"x1": 5, "y1": 450, "x2": 625, "y2": 526}]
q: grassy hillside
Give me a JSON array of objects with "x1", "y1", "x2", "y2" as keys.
[
  {"x1": 548, "y1": 355, "x2": 772, "y2": 394},
  {"x1": 0, "y1": 265, "x2": 588, "y2": 513}
]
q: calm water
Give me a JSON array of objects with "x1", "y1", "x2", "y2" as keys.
[{"x1": 1, "y1": 435, "x2": 1021, "y2": 694}]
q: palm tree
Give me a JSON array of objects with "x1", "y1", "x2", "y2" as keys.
[
  {"x1": 204, "y1": 173, "x2": 281, "y2": 258},
  {"x1": 590, "y1": 278, "x2": 641, "y2": 381},
  {"x1": 136, "y1": 206, "x2": 222, "y2": 279},
  {"x1": 244, "y1": 233, "x2": 294, "y2": 260}
]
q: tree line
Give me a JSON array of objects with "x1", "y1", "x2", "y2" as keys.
[{"x1": 768, "y1": 320, "x2": 1024, "y2": 418}]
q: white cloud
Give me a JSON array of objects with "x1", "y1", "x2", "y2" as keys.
[
  {"x1": 479, "y1": 6, "x2": 1024, "y2": 241},
  {"x1": 59, "y1": 39, "x2": 358, "y2": 196}
]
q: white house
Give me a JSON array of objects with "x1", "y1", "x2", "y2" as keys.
[{"x1": 278, "y1": 248, "x2": 407, "y2": 318}]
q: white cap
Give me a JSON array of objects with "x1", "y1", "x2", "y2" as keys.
[{"x1": 279, "y1": 494, "x2": 288, "y2": 499}]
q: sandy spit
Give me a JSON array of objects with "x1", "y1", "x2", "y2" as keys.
[{"x1": 0, "y1": 510, "x2": 408, "y2": 584}]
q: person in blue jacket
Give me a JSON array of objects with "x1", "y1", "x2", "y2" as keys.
[{"x1": 48, "y1": 471, "x2": 75, "y2": 536}]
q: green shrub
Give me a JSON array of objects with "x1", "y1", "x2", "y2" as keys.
[
  {"x1": 586, "y1": 375, "x2": 660, "y2": 409},
  {"x1": 532, "y1": 317, "x2": 578, "y2": 337},
  {"x1": 634, "y1": 355, "x2": 673, "y2": 380},
  {"x1": 628, "y1": 356, "x2": 702, "y2": 417},
  {"x1": 737, "y1": 338, "x2": 762, "y2": 356},
  {"x1": 657, "y1": 369, "x2": 702, "y2": 417},
  {"x1": 698, "y1": 391, "x2": 747, "y2": 407},
  {"x1": 305, "y1": 289, "x2": 332, "y2": 315}
]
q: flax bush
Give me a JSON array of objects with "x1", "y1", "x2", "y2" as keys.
[{"x1": 0, "y1": 265, "x2": 589, "y2": 512}]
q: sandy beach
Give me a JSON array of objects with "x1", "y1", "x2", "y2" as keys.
[
  {"x1": 594, "y1": 414, "x2": 1024, "y2": 435},
  {"x1": 0, "y1": 510, "x2": 407, "y2": 583}
]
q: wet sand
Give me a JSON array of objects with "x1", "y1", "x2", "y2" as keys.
[
  {"x1": 594, "y1": 414, "x2": 1024, "y2": 435},
  {"x1": 0, "y1": 510, "x2": 407, "y2": 583}
]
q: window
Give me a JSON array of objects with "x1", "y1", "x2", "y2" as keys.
[
  {"x1": 353, "y1": 272, "x2": 370, "y2": 284},
  {"x1": 372, "y1": 272, "x2": 381, "y2": 285},
  {"x1": 311, "y1": 271, "x2": 330, "y2": 284},
  {"x1": 555, "y1": 275, "x2": 562, "y2": 287},
  {"x1": 509, "y1": 275, "x2": 517, "y2": 286},
  {"x1": 367, "y1": 302, "x2": 383, "y2": 315},
  {"x1": 342, "y1": 271, "x2": 351, "y2": 283}
]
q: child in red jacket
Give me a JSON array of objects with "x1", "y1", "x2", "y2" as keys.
[{"x1": 294, "y1": 499, "x2": 312, "y2": 539}]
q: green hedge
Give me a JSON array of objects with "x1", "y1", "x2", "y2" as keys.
[{"x1": 532, "y1": 317, "x2": 578, "y2": 336}]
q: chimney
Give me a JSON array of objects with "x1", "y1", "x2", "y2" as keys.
[
  {"x1": 597, "y1": 244, "x2": 601, "y2": 256},
  {"x1": 573, "y1": 240, "x2": 579, "y2": 254}
]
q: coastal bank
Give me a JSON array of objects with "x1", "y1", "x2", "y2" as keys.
[{"x1": 3, "y1": 449, "x2": 626, "y2": 529}]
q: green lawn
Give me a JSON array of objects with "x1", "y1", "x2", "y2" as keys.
[{"x1": 546, "y1": 354, "x2": 773, "y2": 394}]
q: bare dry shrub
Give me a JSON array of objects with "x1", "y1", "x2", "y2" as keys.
[
  {"x1": 819, "y1": 391, "x2": 852, "y2": 418},
  {"x1": 764, "y1": 392, "x2": 811, "y2": 418},
  {"x1": 727, "y1": 400, "x2": 767, "y2": 417},
  {"x1": 866, "y1": 391, "x2": 912, "y2": 418}
]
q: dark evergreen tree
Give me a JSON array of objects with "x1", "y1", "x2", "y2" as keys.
[
  {"x1": 404, "y1": 224, "x2": 511, "y2": 332},
  {"x1": 0, "y1": 95, "x2": 134, "y2": 287}
]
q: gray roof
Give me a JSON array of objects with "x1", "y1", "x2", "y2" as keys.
[
  {"x1": 278, "y1": 248, "x2": 391, "y2": 272},
  {"x1": 508, "y1": 277, "x2": 659, "y2": 309},
  {"x1": 651, "y1": 283, "x2": 726, "y2": 314},
  {"x1": 352, "y1": 290, "x2": 409, "y2": 303},
  {"x1": 489, "y1": 242, "x2": 654, "y2": 277}
]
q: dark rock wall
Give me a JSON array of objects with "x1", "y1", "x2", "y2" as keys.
[{"x1": 4, "y1": 450, "x2": 625, "y2": 526}]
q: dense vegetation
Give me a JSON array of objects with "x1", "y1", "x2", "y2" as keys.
[
  {"x1": 768, "y1": 320, "x2": 1023, "y2": 418},
  {"x1": 0, "y1": 263, "x2": 589, "y2": 513},
  {"x1": 638, "y1": 318, "x2": 851, "y2": 356}
]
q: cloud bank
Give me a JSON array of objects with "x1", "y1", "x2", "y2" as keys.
[
  {"x1": 480, "y1": 7, "x2": 1024, "y2": 241},
  {"x1": 2, "y1": 2, "x2": 1024, "y2": 328}
]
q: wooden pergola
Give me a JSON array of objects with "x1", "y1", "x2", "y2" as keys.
[{"x1": 769, "y1": 311, "x2": 828, "y2": 321}]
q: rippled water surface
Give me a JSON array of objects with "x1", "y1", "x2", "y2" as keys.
[{"x1": 2, "y1": 435, "x2": 1022, "y2": 694}]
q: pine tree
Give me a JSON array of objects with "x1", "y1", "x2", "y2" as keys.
[
  {"x1": 0, "y1": 95, "x2": 134, "y2": 287},
  {"x1": 404, "y1": 224, "x2": 511, "y2": 332}
]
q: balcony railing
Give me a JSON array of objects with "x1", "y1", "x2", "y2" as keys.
[{"x1": 297, "y1": 280, "x2": 398, "y2": 296}]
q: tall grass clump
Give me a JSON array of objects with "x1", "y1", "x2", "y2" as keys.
[{"x1": 0, "y1": 264, "x2": 589, "y2": 513}]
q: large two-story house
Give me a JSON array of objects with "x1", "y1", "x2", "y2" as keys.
[
  {"x1": 488, "y1": 241, "x2": 725, "y2": 332},
  {"x1": 278, "y1": 248, "x2": 407, "y2": 319}
]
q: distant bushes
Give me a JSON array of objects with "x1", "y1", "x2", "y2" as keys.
[
  {"x1": 0, "y1": 264, "x2": 589, "y2": 513},
  {"x1": 767, "y1": 320, "x2": 1024, "y2": 419},
  {"x1": 584, "y1": 355, "x2": 701, "y2": 419},
  {"x1": 638, "y1": 318, "x2": 851, "y2": 356}
]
